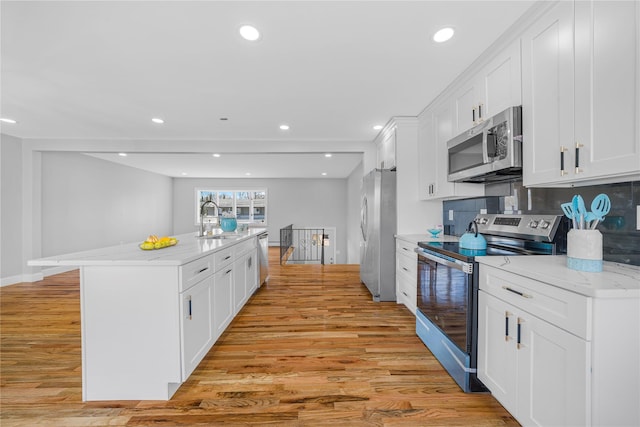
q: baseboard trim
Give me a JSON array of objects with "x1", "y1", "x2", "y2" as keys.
[{"x1": 1, "y1": 272, "x2": 44, "y2": 287}]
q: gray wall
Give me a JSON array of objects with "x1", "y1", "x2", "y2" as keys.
[
  {"x1": 173, "y1": 177, "x2": 350, "y2": 264},
  {"x1": 41, "y1": 152, "x2": 173, "y2": 256},
  {"x1": 1, "y1": 134, "x2": 24, "y2": 280}
]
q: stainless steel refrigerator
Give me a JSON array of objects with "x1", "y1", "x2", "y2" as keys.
[{"x1": 360, "y1": 169, "x2": 397, "y2": 302}]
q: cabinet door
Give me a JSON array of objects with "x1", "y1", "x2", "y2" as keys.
[
  {"x1": 181, "y1": 276, "x2": 214, "y2": 379},
  {"x1": 417, "y1": 110, "x2": 436, "y2": 200},
  {"x1": 233, "y1": 254, "x2": 248, "y2": 315},
  {"x1": 574, "y1": 0, "x2": 640, "y2": 181},
  {"x1": 246, "y1": 249, "x2": 258, "y2": 295},
  {"x1": 517, "y1": 311, "x2": 590, "y2": 427},
  {"x1": 432, "y1": 99, "x2": 456, "y2": 198},
  {"x1": 477, "y1": 291, "x2": 517, "y2": 413},
  {"x1": 213, "y1": 266, "x2": 233, "y2": 339},
  {"x1": 522, "y1": 1, "x2": 575, "y2": 186},
  {"x1": 482, "y1": 40, "x2": 521, "y2": 118},
  {"x1": 453, "y1": 82, "x2": 479, "y2": 134}
]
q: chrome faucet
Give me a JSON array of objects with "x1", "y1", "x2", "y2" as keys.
[{"x1": 199, "y1": 200, "x2": 220, "y2": 236}]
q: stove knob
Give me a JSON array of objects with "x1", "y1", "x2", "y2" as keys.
[
  {"x1": 539, "y1": 220, "x2": 550, "y2": 229},
  {"x1": 478, "y1": 218, "x2": 488, "y2": 225},
  {"x1": 528, "y1": 220, "x2": 539, "y2": 229}
]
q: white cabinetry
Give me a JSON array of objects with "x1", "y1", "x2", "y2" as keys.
[
  {"x1": 418, "y1": 99, "x2": 484, "y2": 200},
  {"x1": 453, "y1": 40, "x2": 522, "y2": 135},
  {"x1": 395, "y1": 239, "x2": 417, "y2": 314},
  {"x1": 233, "y1": 239, "x2": 258, "y2": 315},
  {"x1": 213, "y1": 264, "x2": 233, "y2": 338},
  {"x1": 522, "y1": 0, "x2": 640, "y2": 187},
  {"x1": 180, "y1": 275, "x2": 214, "y2": 379},
  {"x1": 478, "y1": 263, "x2": 640, "y2": 427},
  {"x1": 376, "y1": 122, "x2": 396, "y2": 169}
]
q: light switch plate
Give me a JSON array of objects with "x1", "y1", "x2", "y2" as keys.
[{"x1": 449, "y1": 210, "x2": 454, "y2": 221}]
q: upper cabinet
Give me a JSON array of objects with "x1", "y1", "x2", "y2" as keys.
[
  {"x1": 376, "y1": 124, "x2": 397, "y2": 170},
  {"x1": 418, "y1": 98, "x2": 484, "y2": 200},
  {"x1": 453, "y1": 40, "x2": 522, "y2": 136},
  {"x1": 522, "y1": 0, "x2": 640, "y2": 187}
]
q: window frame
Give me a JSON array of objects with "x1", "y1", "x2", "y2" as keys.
[{"x1": 195, "y1": 188, "x2": 268, "y2": 226}]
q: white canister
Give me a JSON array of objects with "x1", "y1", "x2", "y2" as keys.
[{"x1": 566, "y1": 229, "x2": 603, "y2": 272}]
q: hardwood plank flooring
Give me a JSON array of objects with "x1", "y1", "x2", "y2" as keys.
[{"x1": 1, "y1": 249, "x2": 519, "y2": 426}]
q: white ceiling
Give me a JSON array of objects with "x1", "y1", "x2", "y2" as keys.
[{"x1": 1, "y1": 0, "x2": 536, "y2": 178}]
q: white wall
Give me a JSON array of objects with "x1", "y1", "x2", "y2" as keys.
[
  {"x1": 1, "y1": 134, "x2": 24, "y2": 282},
  {"x1": 173, "y1": 177, "x2": 350, "y2": 263},
  {"x1": 346, "y1": 161, "x2": 364, "y2": 264},
  {"x1": 41, "y1": 152, "x2": 173, "y2": 257}
]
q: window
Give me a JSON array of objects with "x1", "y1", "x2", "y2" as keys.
[{"x1": 196, "y1": 189, "x2": 267, "y2": 225}]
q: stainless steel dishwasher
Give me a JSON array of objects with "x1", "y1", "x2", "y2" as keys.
[{"x1": 258, "y1": 232, "x2": 269, "y2": 285}]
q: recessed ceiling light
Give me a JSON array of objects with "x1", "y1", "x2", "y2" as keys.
[
  {"x1": 245, "y1": 172, "x2": 252, "y2": 176},
  {"x1": 373, "y1": 125, "x2": 383, "y2": 131},
  {"x1": 279, "y1": 124, "x2": 290, "y2": 130},
  {"x1": 212, "y1": 153, "x2": 221, "y2": 158},
  {"x1": 325, "y1": 153, "x2": 332, "y2": 158},
  {"x1": 239, "y1": 25, "x2": 260, "y2": 41},
  {"x1": 181, "y1": 172, "x2": 188, "y2": 176},
  {"x1": 321, "y1": 172, "x2": 327, "y2": 176},
  {"x1": 118, "y1": 152, "x2": 127, "y2": 157},
  {"x1": 151, "y1": 117, "x2": 164, "y2": 124},
  {"x1": 0, "y1": 117, "x2": 17, "y2": 124},
  {"x1": 433, "y1": 27, "x2": 455, "y2": 43}
]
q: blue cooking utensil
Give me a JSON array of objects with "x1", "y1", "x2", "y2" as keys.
[
  {"x1": 584, "y1": 212, "x2": 597, "y2": 228},
  {"x1": 576, "y1": 195, "x2": 587, "y2": 229},
  {"x1": 591, "y1": 193, "x2": 611, "y2": 229},
  {"x1": 561, "y1": 202, "x2": 577, "y2": 229}
]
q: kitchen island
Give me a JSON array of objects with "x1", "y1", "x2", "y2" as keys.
[{"x1": 28, "y1": 228, "x2": 266, "y2": 401}]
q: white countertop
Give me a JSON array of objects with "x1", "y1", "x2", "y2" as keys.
[
  {"x1": 395, "y1": 234, "x2": 459, "y2": 244},
  {"x1": 28, "y1": 228, "x2": 267, "y2": 267},
  {"x1": 477, "y1": 255, "x2": 640, "y2": 298}
]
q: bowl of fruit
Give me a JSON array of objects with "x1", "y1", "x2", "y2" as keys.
[{"x1": 140, "y1": 235, "x2": 178, "y2": 250}]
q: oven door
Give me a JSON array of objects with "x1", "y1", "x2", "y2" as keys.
[{"x1": 416, "y1": 250, "x2": 476, "y2": 354}]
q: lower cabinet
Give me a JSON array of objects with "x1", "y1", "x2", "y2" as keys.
[
  {"x1": 478, "y1": 263, "x2": 640, "y2": 427},
  {"x1": 180, "y1": 275, "x2": 215, "y2": 379},
  {"x1": 478, "y1": 290, "x2": 589, "y2": 426},
  {"x1": 213, "y1": 264, "x2": 234, "y2": 339},
  {"x1": 395, "y1": 239, "x2": 417, "y2": 314}
]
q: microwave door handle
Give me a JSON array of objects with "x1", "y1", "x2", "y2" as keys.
[{"x1": 482, "y1": 131, "x2": 490, "y2": 163}]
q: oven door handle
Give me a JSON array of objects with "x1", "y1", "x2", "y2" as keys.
[{"x1": 415, "y1": 248, "x2": 474, "y2": 274}]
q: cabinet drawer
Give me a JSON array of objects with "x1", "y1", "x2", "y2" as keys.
[
  {"x1": 396, "y1": 240, "x2": 417, "y2": 257},
  {"x1": 214, "y1": 246, "x2": 235, "y2": 271},
  {"x1": 233, "y1": 238, "x2": 256, "y2": 257},
  {"x1": 480, "y1": 265, "x2": 591, "y2": 340},
  {"x1": 180, "y1": 255, "x2": 214, "y2": 292},
  {"x1": 397, "y1": 252, "x2": 417, "y2": 278}
]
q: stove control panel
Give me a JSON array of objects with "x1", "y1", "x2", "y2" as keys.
[{"x1": 473, "y1": 214, "x2": 562, "y2": 242}]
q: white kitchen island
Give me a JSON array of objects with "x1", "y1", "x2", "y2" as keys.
[{"x1": 28, "y1": 228, "x2": 265, "y2": 401}]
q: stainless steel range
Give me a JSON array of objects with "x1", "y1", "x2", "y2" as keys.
[{"x1": 414, "y1": 213, "x2": 567, "y2": 392}]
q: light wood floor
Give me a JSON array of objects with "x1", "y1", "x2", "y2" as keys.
[{"x1": 1, "y1": 248, "x2": 519, "y2": 426}]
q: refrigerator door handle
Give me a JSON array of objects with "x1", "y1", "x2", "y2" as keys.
[{"x1": 361, "y1": 196, "x2": 368, "y2": 241}]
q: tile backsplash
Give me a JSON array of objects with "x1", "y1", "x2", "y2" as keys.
[{"x1": 443, "y1": 180, "x2": 639, "y2": 266}]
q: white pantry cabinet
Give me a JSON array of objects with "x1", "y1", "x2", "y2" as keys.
[
  {"x1": 522, "y1": 0, "x2": 640, "y2": 187},
  {"x1": 453, "y1": 40, "x2": 522, "y2": 135},
  {"x1": 418, "y1": 98, "x2": 484, "y2": 200}
]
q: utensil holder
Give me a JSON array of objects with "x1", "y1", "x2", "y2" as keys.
[{"x1": 567, "y1": 229, "x2": 603, "y2": 272}]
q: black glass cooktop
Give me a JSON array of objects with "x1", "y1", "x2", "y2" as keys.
[{"x1": 417, "y1": 240, "x2": 524, "y2": 262}]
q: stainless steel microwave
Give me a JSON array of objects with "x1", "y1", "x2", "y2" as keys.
[{"x1": 447, "y1": 106, "x2": 522, "y2": 183}]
